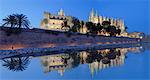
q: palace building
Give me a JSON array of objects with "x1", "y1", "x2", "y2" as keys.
[{"x1": 40, "y1": 9, "x2": 73, "y2": 31}]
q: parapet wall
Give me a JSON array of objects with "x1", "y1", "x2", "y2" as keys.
[{"x1": 0, "y1": 28, "x2": 139, "y2": 50}]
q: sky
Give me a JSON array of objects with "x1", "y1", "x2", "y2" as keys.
[{"x1": 0, "y1": 0, "x2": 149, "y2": 34}]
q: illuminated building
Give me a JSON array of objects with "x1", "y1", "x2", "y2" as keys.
[
  {"x1": 40, "y1": 9, "x2": 73, "y2": 31},
  {"x1": 89, "y1": 8, "x2": 126, "y2": 34},
  {"x1": 40, "y1": 8, "x2": 128, "y2": 36}
]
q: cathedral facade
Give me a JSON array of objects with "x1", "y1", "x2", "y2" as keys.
[{"x1": 89, "y1": 8, "x2": 126, "y2": 34}]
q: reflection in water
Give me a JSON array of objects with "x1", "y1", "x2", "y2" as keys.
[
  {"x1": 40, "y1": 46, "x2": 145, "y2": 76},
  {"x1": 1, "y1": 43, "x2": 149, "y2": 77},
  {"x1": 2, "y1": 56, "x2": 30, "y2": 71}
]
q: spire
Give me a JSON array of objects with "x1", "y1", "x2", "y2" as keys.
[
  {"x1": 58, "y1": 8, "x2": 65, "y2": 16},
  {"x1": 90, "y1": 8, "x2": 94, "y2": 18},
  {"x1": 95, "y1": 10, "x2": 98, "y2": 17},
  {"x1": 96, "y1": 10, "x2": 100, "y2": 23}
]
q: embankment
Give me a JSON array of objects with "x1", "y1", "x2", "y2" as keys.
[{"x1": 0, "y1": 27, "x2": 140, "y2": 50}]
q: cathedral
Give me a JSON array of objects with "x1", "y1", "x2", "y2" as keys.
[{"x1": 89, "y1": 8, "x2": 125, "y2": 34}]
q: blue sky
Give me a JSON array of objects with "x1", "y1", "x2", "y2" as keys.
[{"x1": 0, "y1": 0, "x2": 149, "y2": 34}]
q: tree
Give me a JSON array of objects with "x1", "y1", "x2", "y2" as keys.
[
  {"x1": 96, "y1": 23, "x2": 103, "y2": 34},
  {"x1": 2, "y1": 15, "x2": 17, "y2": 28},
  {"x1": 2, "y1": 58, "x2": 17, "y2": 70},
  {"x1": 80, "y1": 21, "x2": 84, "y2": 32},
  {"x1": 104, "y1": 25, "x2": 117, "y2": 36},
  {"x1": 69, "y1": 17, "x2": 81, "y2": 32},
  {"x1": 1, "y1": 14, "x2": 30, "y2": 35},
  {"x1": 101, "y1": 21, "x2": 114, "y2": 36},
  {"x1": 109, "y1": 26, "x2": 117, "y2": 36},
  {"x1": 14, "y1": 14, "x2": 30, "y2": 29},
  {"x1": 116, "y1": 28, "x2": 121, "y2": 35},
  {"x1": 106, "y1": 49, "x2": 117, "y2": 59},
  {"x1": 2, "y1": 56, "x2": 30, "y2": 71},
  {"x1": 61, "y1": 20, "x2": 70, "y2": 31},
  {"x1": 86, "y1": 22, "x2": 97, "y2": 34},
  {"x1": 102, "y1": 21, "x2": 111, "y2": 29},
  {"x1": 68, "y1": 52, "x2": 80, "y2": 68},
  {"x1": 1, "y1": 15, "x2": 18, "y2": 36}
]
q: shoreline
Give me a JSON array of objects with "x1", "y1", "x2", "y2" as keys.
[{"x1": 0, "y1": 42, "x2": 143, "y2": 59}]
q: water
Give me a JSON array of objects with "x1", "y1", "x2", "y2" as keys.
[{"x1": 0, "y1": 43, "x2": 150, "y2": 80}]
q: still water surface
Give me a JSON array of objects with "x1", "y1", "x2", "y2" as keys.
[{"x1": 0, "y1": 43, "x2": 150, "y2": 80}]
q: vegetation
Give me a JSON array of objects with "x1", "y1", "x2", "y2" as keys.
[
  {"x1": 1, "y1": 14, "x2": 30, "y2": 36},
  {"x1": 63, "y1": 17, "x2": 122, "y2": 37},
  {"x1": 69, "y1": 17, "x2": 81, "y2": 32},
  {"x1": 85, "y1": 21, "x2": 121, "y2": 36},
  {"x1": 61, "y1": 16, "x2": 124, "y2": 37},
  {"x1": 2, "y1": 56, "x2": 30, "y2": 71},
  {"x1": 86, "y1": 22, "x2": 102, "y2": 35},
  {"x1": 61, "y1": 20, "x2": 70, "y2": 31},
  {"x1": 80, "y1": 21, "x2": 84, "y2": 31},
  {"x1": 63, "y1": 48, "x2": 122, "y2": 66}
]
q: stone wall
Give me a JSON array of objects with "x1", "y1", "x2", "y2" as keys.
[{"x1": 0, "y1": 28, "x2": 139, "y2": 50}]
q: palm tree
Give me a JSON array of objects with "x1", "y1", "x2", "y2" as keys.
[
  {"x1": 1, "y1": 14, "x2": 30, "y2": 35},
  {"x1": 1, "y1": 14, "x2": 30, "y2": 29},
  {"x1": 14, "y1": 14, "x2": 30, "y2": 29},
  {"x1": 14, "y1": 56, "x2": 30, "y2": 71},
  {"x1": 2, "y1": 58, "x2": 17, "y2": 70},
  {"x1": 1, "y1": 15, "x2": 18, "y2": 36},
  {"x1": 2, "y1": 56, "x2": 30, "y2": 71},
  {"x1": 2, "y1": 15, "x2": 17, "y2": 28}
]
